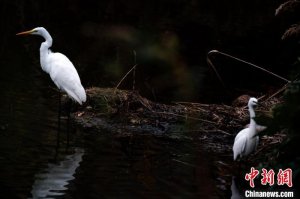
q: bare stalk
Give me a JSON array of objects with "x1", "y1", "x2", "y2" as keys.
[
  {"x1": 206, "y1": 54, "x2": 226, "y2": 88},
  {"x1": 132, "y1": 50, "x2": 137, "y2": 91},
  {"x1": 207, "y1": 50, "x2": 291, "y2": 85},
  {"x1": 114, "y1": 64, "x2": 138, "y2": 93}
]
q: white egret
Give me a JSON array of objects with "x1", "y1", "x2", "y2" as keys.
[
  {"x1": 16, "y1": 27, "x2": 86, "y2": 105},
  {"x1": 17, "y1": 27, "x2": 86, "y2": 146},
  {"x1": 233, "y1": 97, "x2": 260, "y2": 160}
]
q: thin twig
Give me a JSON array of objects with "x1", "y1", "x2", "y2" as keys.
[
  {"x1": 207, "y1": 49, "x2": 291, "y2": 84},
  {"x1": 203, "y1": 129, "x2": 231, "y2": 135},
  {"x1": 153, "y1": 111, "x2": 217, "y2": 125},
  {"x1": 172, "y1": 129, "x2": 231, "y2": 136},
  {"x1": 263, "y1": 83, "x2": 289, "y2": 102},
  {"x1": 172, "y1": 159, "x2": 196, "y2": 167},
  {"x1": 132, "y1": 50, "x2": 137, "y2": 91},
  {"x1": 206, "y1": 51, "x2": 226, "y2": 88},
  {"x1": 174, "y1": 101, "x2": 211, "y2": 106},
  {"x1": 114, "y1": 64, "x2": 138, "y2": 93}
]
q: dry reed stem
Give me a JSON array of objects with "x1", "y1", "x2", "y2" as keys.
[
  {"x1": 114, "y1": 64, "x2": 138, "y2": 94},
  {"x1": 262, "y1": 83, "x2": 288, "y2": 102},
  {"x1": 207, "y1": 50, "x2": 291, "y2": 83},
  {"x1": 206, "y1": 52, "x2": 226, "y2": 88}
]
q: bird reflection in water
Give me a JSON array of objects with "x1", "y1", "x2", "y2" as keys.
[
  {"x1": 29, "y1": 148, "x2": 84, "y2": 199},
  {"x1": 231, "y1": 176, "x2": 242, "y2": 199}
]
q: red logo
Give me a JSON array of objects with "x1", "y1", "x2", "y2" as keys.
[
  {"x1": 261, "y1": 168, "x2": 275, "y2": 186},
  {"x1": 245, "y1": 167, "x2": 293, "y2": 188},
  {"x1": 245, "y1": 167, "x2": 259, "y2": 188},
  {"x1": 277, "y1": 168, "x2": 293, "y2": 187}
]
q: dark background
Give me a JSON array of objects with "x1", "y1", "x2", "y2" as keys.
[{"x1": 0, "y1": 0, "x2": 295, "y2": 103}]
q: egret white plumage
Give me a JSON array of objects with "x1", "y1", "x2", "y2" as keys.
[
  {"x1": 233, "y1": 97, "x2": 259, "y2": 160},
  {"x1": 16, "y1": 27, "x2": 86, "y2": 104}
]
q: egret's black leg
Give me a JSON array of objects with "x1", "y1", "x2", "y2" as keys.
[
  {"x1": 57, "y1": 91, "x2": 61, "y2": 149},
  {"x1": 66, "y1": 99, "x2": 71, "y2": 148}
]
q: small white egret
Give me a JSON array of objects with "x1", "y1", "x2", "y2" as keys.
[
  {"x1": 233, "y1": 97, "x2": 259, "y2": 160},
  {"x1": 16, "y1": 27, "x2": 86, "y2": 105}
]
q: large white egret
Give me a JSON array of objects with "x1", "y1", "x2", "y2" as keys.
[
  {"x1": 16, "y1": 27, "x2": 86, "y2": 105},
  {"x1": 233, "y1": 97, "x2": 260, "y2": 160}
]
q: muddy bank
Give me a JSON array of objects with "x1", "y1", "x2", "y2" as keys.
[{"x1": 66, "y1": 87, "x2": 282, "y2": 155}]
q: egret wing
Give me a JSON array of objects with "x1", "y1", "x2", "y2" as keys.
[
  {"x1": 233, "y1": 131, "x2": 247, "y2": 160},
  {"x1": 48, "y1": 53, "x2": 86, "y2": 104},
  {"x1": 234, "y1": 128, "x2": 247, "y2": 142}
]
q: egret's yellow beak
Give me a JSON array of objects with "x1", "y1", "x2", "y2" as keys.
[{"x1": 16, "y1": 29, "x2": 35, "y2": 36}]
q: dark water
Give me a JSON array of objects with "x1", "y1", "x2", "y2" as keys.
[{"x1": 0, "y1": 39, "x2": 237, "y2": 199}]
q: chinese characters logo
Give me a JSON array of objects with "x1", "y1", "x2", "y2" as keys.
[{"x1": 245, "y1": 167, "x2": 293, "y2": 188}]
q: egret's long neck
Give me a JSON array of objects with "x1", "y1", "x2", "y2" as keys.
[
  {"x1": 39, "y1": 30, "x2": 53, "y2": 73},
  {"x1": 249, "y1": 105, "x2": 257, "y2": 135}
]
